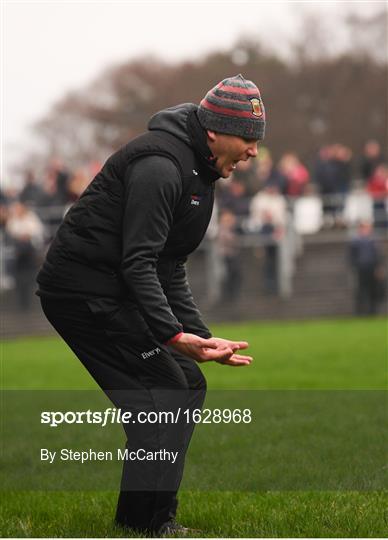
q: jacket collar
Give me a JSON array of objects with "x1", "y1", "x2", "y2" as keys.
[{"x1": 187, "y1": 109, "x2": 220, "y2": 183}]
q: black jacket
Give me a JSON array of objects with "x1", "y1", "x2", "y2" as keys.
[{"x1": 37, "y1": 104, "x2": 220, "y2": 343}]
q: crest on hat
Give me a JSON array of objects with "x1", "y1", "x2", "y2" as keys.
[{"x1": 250, "y1": 97, "x2": 264, "y2": 117}]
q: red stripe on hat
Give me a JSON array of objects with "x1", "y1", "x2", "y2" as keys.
[
  {"x1": 201, "y1": 99, "x2": 259, "y2": 118},
  {"x1": 217, "y1": 84, "x2": 260, "y2": 96}
]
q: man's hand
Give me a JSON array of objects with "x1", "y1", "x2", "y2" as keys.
[
  {"x1": 210, "y1": 337, "x2": 252, "y2": 366},
  {"x1": 215, "y1": 353, "x2": 252, "y2": 366},
  {"x1": 170, "y1": 333, "x2": 252, "y2": 366}
]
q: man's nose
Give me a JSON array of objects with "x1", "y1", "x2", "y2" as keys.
[{"x1": 247, "y1": 142, "x2": 258, "y2": 158}]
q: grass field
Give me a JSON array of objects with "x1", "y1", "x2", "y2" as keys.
[{"x1": 1, "y1": 317, "x2": 387, "y2": 537}]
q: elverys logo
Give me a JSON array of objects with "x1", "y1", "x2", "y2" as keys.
[
  {"x1": 250, "y1": 97, "x2": 264, "y2": 117},
  {"x1": 191, "y1": 195, "x2": 202, "y2": 206},
  {"x1": 141, "y1": 347, "x2": 161, "y2": 359}
]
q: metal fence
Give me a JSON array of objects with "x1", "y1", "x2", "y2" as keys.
[{"x1": 1, "y1": 193, "x2": 387, "y2": 338}]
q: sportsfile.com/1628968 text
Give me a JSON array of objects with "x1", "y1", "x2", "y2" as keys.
[{"x1": 41, "y1": 408, "x2": 253, "y2": 427}]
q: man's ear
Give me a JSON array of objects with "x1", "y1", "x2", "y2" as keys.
[{"x1": 206, "y1": 130, "x2": 217, "y2": 142}]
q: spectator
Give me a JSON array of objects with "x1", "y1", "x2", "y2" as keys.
[
  {"x1": 367, "y1": 163, "x2": 388, "y2": 198},
  {"x1": 360, "y1": 140, "x2": 384, "y2": 182},
  {"x1": 331, "y1": 144, "x2": 352, "y2": 195},
  {"x1": 37, "y1": 171, "x2": 67, "y2": 234},
  {"x1": 293, "y1": 184, "x2": 323, "y2": 235},
  {"x1": 1, "y1": 186, "x2": 19, "y2": 206},
  {"x1": 38, "y1": 171, "x2": 65, "y2": 208},
  {"x1": 0, "y1": 187, "x2": 10, "y2": 229},
  {"x1": 249, "y1": 184, "x2": 287, "y2": 231},
  {"x1": 232, "y1": 156, "x2": 260, "y2": 196},
  {"x1": 257, "y1": 148, "x2": 287, "y2": 194},
  {"x1": 367, "y1": 163, "x2": 388, "y2": 228},
  {"x1": 260, "y1": 210, "x2": 282, "y2": 295},
  {"x1": 278, "y1": 152, "x2": 309, "y2": 197},
  {"x1": 330, "y1": 144, "x2": 353, "y2": 226},
  {"x1": 6, "y1": 202, "x2": 44, "y2": 245},
  {"x1": 68, "y1": 168, "x2": 91, "y2": 201},
  {"x1": 343, "y1": 180, "x2": 373, "y2": 227},
  {"x1": 5, "y1": 202, "x2": 44, "y2": 309},
  {"x1": 19, "y1": 170, "x2": 44, "y2": 207},
  {"x1": 349, "y1": 221, "x2": 384, "y2": 315},
  {"x1": 315, "y1": 145, "x2": 336, "y2": 194},
  {"x1": 217, "y1": 210, "x2": 242, "y2": 303},
  {"x1": 0, "y1": 199, "x2": 8, "y2": 231},
  {"x1": 47, "y1": 157, "x2": 70, "y2": 204},
  {"x1": 314, "y1": 145, "x2": 337, "y2": 226},
  {"x1": 218, "y1": 178, "x2": 250, "y2": 219}
]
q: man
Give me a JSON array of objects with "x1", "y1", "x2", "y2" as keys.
[
  {"x1": 349, "y1": 221, "x2": 384, "y2": 315},
  {"x1": 37, "y1": 74, "x2": 265, "y2": 535}
]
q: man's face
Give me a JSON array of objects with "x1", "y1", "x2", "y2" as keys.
[{"x1": 207, "y1": 131, "x2": 259, "y2": 178}]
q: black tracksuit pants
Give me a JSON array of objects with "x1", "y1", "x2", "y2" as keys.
[{"x1": 40, "y1": 297, "x2": 206, "y2": 533}]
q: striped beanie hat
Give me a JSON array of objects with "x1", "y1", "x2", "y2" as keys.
[{"x1": 197, "y1": 74, "x2": 265, "y2": 141}]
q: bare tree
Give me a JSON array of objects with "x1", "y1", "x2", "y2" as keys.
[{"x1": 25, "y1": 9, "x2": 386, "y2": 177}]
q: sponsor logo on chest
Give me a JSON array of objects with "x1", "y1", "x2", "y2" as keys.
[
  {"x1": 191, "y1": 194, "x2": 202, "y2": 206},
  {"x1": 141, "y1": 347, "x2": 161, "y2": 359}
]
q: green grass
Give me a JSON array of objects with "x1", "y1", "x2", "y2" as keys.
[
  {"x1": 1, "y1": 490, "x2": 387, "y2": 538},
  {"x1": 3, "y1": 317, "x2": 387, "y2": 390},
  {"x1": 1, "y1": 317, "x2": 387, "y2": 537}
]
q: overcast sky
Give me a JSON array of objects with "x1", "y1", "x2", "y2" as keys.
[{"x1": 1, "y1": 0, "x2": 385, "y2": 181}]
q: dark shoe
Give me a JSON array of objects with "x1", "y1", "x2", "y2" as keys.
[{"x1": 157, "y1": 520, "x2": 200, "y2": 537}]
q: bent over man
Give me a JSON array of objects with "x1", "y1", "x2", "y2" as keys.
[{"x1": 37, "y1": 74, "x2": 266, "y2": 535}]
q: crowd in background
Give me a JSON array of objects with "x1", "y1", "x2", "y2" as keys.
[
  {"x1": 1, "y1": 139, "x2": 386, "y2": 314},
  {"x1": 214, "y1": 139, "x2": 386, "y2": 311},
  {"x1": 217, "y1": 139, "x2": 387, "y2": 231}
]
